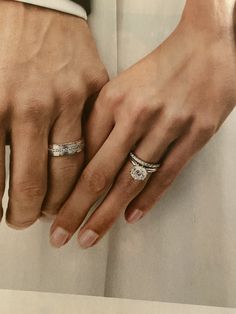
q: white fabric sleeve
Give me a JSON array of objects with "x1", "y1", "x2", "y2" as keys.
[{"x1": 13, "y1": 0, "x2": 87, "y2": 20}]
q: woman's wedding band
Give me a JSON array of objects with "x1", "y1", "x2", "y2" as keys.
[
  {"x1": 130, "y1": 152, "x2": 160, "y2": 169},
  {"x1": 48, "y1": 139, "x2": 85, "y2": 157},
  {"x1": 129, "y1": 152, "x2": 160, "y2": 181}
]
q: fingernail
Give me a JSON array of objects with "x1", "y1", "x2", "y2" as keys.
[
  {"x1": 127, "y1": 209, "x2": 144, "y2": 224},
  {"x1": 78, "y1": 229, "x2": 99, "y2": 249},
  {"x1": 50, "y1": 227, "x2": 70, "y2": 248}
]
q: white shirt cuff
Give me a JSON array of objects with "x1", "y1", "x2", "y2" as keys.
[{"x1": 13, "y1": 0, "x2": 87, "y2": 20}]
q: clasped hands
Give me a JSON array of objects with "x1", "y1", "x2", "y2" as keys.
[{"x1": 1, "y1": 1, "x2": 235, "y2": 249}]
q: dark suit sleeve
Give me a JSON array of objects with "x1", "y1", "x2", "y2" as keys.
[{"x1": 71, "y1": 0, "x2": 91, "y2": 14}]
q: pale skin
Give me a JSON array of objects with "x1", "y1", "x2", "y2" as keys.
[{"x1": 49, "y1": 0, "x2": 236, "y2": 248}]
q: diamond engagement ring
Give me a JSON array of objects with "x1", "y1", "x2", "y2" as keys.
[
  {"x1": 129, "y1": 152, "x2": 160, "y2": 181},
  {"x1": 48, "y1": 139, "x2": 85, "y2": 157}
]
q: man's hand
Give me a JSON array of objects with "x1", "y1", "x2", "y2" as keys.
[{"x1": 0, "y1": 1, "x2": 108, "y2": 230}]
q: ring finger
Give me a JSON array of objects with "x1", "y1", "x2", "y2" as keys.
[
  {"x1": 41, "y1": 102, "x2": 84, "y2": 218},
  {"x1": 125, "y1": 125, "x2": 213, "y2": 221},
  {"x1": 76, "y1": 124, "x2": 181, "y2": 248}
]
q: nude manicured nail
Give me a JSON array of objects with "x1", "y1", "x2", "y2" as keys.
[
  {"x1": 127, "y1": 209, "x2": 144, "y2": 224},
  {"x1": 50, "y1": 227, "x2": 70, "y2": 248},
  {"x1": 78, "y1": 229, "x2": 99, "y2": 249}
]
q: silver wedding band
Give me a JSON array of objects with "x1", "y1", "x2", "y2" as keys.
[
  {"x1": 48, "y1": 139, "x2": 85, "y2": 157},
  {"x1": 129, "y1": 152, "x2": 160, "y2": 181}
]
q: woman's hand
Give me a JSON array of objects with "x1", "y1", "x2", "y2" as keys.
[
  {"x1": 50, "y1": 0, "x2": 236, "y2": 248},
  {"x1": 0, "y1": 1, "x2": 108, "y2": 229}
]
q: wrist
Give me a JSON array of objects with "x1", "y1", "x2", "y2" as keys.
[{"x1": 181, "y1": 0, "x2": 235, "y2": 40}]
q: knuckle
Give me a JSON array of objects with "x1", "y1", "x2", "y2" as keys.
[
  {"x1": 81, "y1": 167, "x2": 110, "y2": 194},
  {"x1": 98, "y1": 84, "x2": 125, "y2": 107},
  {"x1": 57, "y1": 160, "x2": 82, "y2": 174},
  {"x1": 116, "y1": 173, "x2": 143, "y2": 198},
  {"x1": 163, "y1": 110, "x2": 189, "y2": 126},
  {"x1": 129, "y1": 101, "x2": 152, "y2": 125},
  {"x1": 161, "y1": 110, "x2": 194, "y2": 135},
  {"x1": 60, "y1": 87, "x2": 81, "y2": 104},
  {"x1": 158, "y1": 167, "x2": 176, "y2": 189},
  {"x1": 86, "y1": 66, "x2": 109, "y2": 95},
  {"x1": 59, "y1": 80, "x2": 86, "y2": 108},
  {"x1": 172, "y1": 114, "x2": 189, "y2": 126},
  {"x1": 195, "y1": 119, "x2": 217, "y2": 140},
  {"x1": 13, "y1": 86, "x2": 54, "y2": 121},
  {"x1": 16, "y1": 98, "x2": 52, "y2": 122},
  {"x1": 12, "y1": 181, "x2": 46, "y2": 200}
]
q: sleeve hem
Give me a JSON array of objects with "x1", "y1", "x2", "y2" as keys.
[{"x1": 13, "y1": 0, "x2": 88, "y2": 20}]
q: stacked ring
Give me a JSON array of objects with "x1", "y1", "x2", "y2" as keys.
[{"x1": 129, "y1": 152, "x2": 160, "y2": 181}]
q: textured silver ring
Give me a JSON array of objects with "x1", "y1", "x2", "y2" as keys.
[
  {"x1": 48, "y1": 139, "x2": 85, "y2": 157},
  {"x1": 129, "y1": 152, "x2": 160, "y2": 181}
]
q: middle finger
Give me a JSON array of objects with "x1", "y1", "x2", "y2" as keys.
[{"x1": 6, "y1": 105, "x2": 50, "y2": 229}]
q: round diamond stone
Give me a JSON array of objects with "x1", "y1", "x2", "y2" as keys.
[{"x1": 130, "y1": 165, "x2": 148, "y2": 181}]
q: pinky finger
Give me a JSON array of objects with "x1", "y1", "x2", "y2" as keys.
[{"x1": 125, "y1": 127, "x2": 212, "y2": 223}]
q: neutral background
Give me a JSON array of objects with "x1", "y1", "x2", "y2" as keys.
[
  {"x1": 1, "y1": 290, "x2": 236, "y2": 313},
  {"x1": 0, "y1": 0, "x2": 235, "y2": 308}
]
